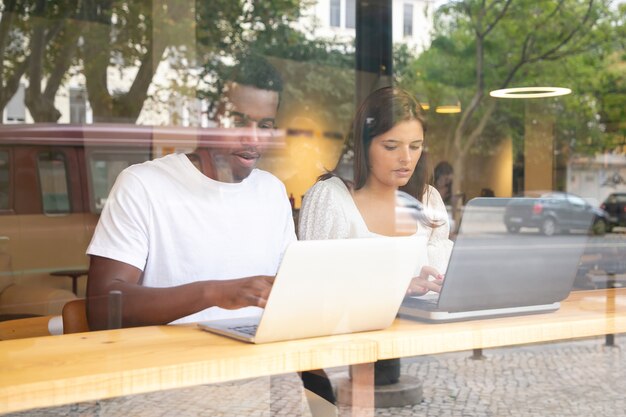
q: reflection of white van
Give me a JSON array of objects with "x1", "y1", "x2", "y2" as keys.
[{"x1": 0, "y1": 124, "x2": 249, "y2": 318}]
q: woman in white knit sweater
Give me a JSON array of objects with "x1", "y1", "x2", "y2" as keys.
[
  {"x1": 297, "y1": 87, "x2": 454, "y2": 404},
  {"x1": 299, "y1": 87, "x2": 453, "y2": 294}
]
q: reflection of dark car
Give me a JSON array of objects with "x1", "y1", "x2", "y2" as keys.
[
  {"x1": 600, "y1": 192, "x2": 626, "y2": 231},
  {"x1": 503, "y1": 192, "x2": 609, "y2": 236}
]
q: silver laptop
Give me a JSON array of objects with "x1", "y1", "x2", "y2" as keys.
[
  {"x1": 199, "y1": 236, "x2": 426, "y2": 343},
  {"x1": 400, "y1": 197, "x2": 591, "y2": 322}
]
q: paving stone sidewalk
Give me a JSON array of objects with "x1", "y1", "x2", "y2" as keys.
[{"x1": 9, "y1": 335, "x2": 626, "y2": 417}]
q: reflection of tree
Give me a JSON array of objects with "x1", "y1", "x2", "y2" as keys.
[
  {"x1": 196, "y1": 2, "x2": 354, "y2": 136},
  {"x1": 0, "y1": 0, "x2": 184, "y2": 123},
  {"x1": 0, "y1": 0, "x2": 27, "y2": 119},
  {"x1": 82, "y1": 1, "x2": 168, "y2": 122},
  {"x1": 0, "y1": 0, "x2": 81, "y2": 122},
  {"x1": 396, "y1": 0, "x2": 618, "y2": 193},
  {"x1": 26, "y1": 0, "x2": 83, "y2": 122},
  {"x1": 2, "y1": 0, "x2": 353, "y2": 126},
  {"x1": 253, "y1": 33, "x2": 355, "y2": 140},
  {"x1": 597, "y1": 44, "x2": 626, "y2": 148}
]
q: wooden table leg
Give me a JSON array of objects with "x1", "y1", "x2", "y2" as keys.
[
  {"x1": 71, "y1": 276, "x2": 79, "y2": 295},
  {"x1": 606, "y1": 284, "x2": 616, "y2": 346},
  {"x1": 348, "y1": 362, "x2": 374, "y2": 417}
]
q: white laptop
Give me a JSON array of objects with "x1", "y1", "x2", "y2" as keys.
[
  {"x1": 198, "y1": 236, "x2": 426, "y2": 343},
  {"x1": 400, "y1": 197, "x2": 590, "y2": 322}
]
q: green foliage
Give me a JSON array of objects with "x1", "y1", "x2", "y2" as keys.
[
  {"x1": 0, "y1": 0, "x2": 82, "y2": 118},
  {"x1": 395, "y1": 0, "x2": 623, "y2": 166},
  {"x1": 196, "y1": 1, "x2": 354, "y2": 132}
]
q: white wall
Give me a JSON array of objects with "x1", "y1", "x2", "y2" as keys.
[{"x1": 568, "y1": 154, "x2": 626, "y2": 204}]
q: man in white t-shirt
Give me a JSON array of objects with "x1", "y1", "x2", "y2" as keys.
[{"x1": 86, "y1": 54, "x2": 296, "y2": 329}]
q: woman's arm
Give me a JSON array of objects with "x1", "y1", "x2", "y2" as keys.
[{"x1": 424, "y1": 185, "x2": 454, "y2": 272}]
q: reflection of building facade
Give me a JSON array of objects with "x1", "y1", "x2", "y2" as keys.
[
  {"x1": 300, "y1": 0, "x2": 436, "y2": 52},
  {"x1": 568, "y1": 154, "x2": 626, "y2": 204}
]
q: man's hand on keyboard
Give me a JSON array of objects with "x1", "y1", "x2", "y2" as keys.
[{"x1": 213, "y1": 276, "x2": 275, "y2": 309}]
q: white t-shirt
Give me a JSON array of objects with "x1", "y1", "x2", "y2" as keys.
[
  {"x1": 87, "y1": 153, "x2": 296, "y2": 324},
  {"x1": 298, "y1": 177, "x2": 453, "y2": 273}
]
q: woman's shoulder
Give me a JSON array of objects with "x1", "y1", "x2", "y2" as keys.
[
  {"x1": 306, "y1": 176, "x2": 350, "y2": 198},
  {"x1": 424, "y1": 184, "x2": 439, "y2": 196},
  {"x1": 301, "y1": 176, "x2": 353, "y2": 215},
  {"x1": 423, "y1": 185, "x2": 445, "y2": 207}
]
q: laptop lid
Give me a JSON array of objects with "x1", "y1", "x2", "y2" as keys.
[
  {"x1": 402, "y1": 197, "x2": 590, "y2": 319},
  {"x1": 201, "y1": 236, "x2": 426, "y2": 343}
]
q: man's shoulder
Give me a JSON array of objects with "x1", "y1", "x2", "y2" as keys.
[
  {"x1": 127, "y1": 153, "x2": 181, "y2": 172},
  {"x1": 109, "y1": 154, "x2": 188, "y2": 196},
  {"x1": 249, "y1": 169, "x2": 285, "y2": 188},
  {"x1": 123, "y1": 153, "x2": 186, "y2": 180}
]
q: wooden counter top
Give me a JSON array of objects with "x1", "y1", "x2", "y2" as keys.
[
  {"x1": 0, "y1": 325, "x2": 377, "y2": 414},
  {"x1": 1, "y1": 289, "x2": 625, "y2": 414},
  {"x1": 370, "y1": 288, "x2": 626, "y2": 359}
]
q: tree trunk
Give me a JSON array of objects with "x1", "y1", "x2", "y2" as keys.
[
  {"x1": 83, "y1": 1, "x2": 167, "y2": 123},
  {"x1": 451, "y1": 147, "x2": 465, "y2": 232}
]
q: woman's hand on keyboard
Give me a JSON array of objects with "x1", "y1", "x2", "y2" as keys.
[{"x1": 406, "y1": 266, "x2": 444, "y2": 296}]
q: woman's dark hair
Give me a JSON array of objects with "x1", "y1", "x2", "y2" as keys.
[
  {"x1": 319, "y1": 87, "x2": 439, "y2": 228},
  {"x1": 322, "y1": 87, "x2": 429, "y2": 199}
]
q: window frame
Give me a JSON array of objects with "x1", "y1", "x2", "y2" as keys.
[{"x1": 0, "y1": 149, "x2": 14, "y2": 214}]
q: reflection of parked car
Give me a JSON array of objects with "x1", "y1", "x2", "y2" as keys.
[
  {"x1": 600, "y1": 192, "x2": 626, "y2": 231},
  {"x1": 503, "y1": 191, "x2": 609, "y2": 236}
]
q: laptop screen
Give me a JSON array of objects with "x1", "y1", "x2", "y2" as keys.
[{"x1": 437, "y1": 197, "x2": 592, "y2": 312}]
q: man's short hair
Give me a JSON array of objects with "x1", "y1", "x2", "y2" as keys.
[{"x1": 229, "y1": 53, "x2": 283, "y2": 93}]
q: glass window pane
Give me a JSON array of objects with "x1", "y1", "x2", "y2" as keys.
[
  {"x1": 403, "y1": 3, "x2": 413, "y2": 37},
  {"x1": 37, "y1": 152, "x2": 70, "y2": 214},
  {"x1": 346, "y1": 0, "x2": 356, "y2": 29},
  {"x1": 6, "y1": 84, "x2": 25, "y2": 123},
  {"x1": 69, "y1": 88, "x2": 87, "y2": 124},
  {"x1": 330, "y1": 0, "x2": 341, "y2": 27}
]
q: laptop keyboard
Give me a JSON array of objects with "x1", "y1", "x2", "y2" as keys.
[
  {"x1": 411, "y1": 300, "x2": 440, "y2": 311},
  {"x1": 403, "y1": 295, "x2": 440, "y2": 310},
  {"x1": 230, "y1": 324, "x2": 258, "y2": 336}
]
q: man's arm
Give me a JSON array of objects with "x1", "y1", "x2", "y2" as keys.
[{"x1": 86, "y1": 255, "x2": 274, "y2": 330}]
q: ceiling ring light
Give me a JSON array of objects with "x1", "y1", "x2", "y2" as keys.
[{"x1": 489, "y1": 87, "x2": 572, "y2": 99}]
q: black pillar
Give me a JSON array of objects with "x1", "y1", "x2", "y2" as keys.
[
  {"x1": 355, "y1": 0, "x2": 393, "y2": 107},
  {"x1": 356, "y1": 0, "x2": 398, "y2": 385}
]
